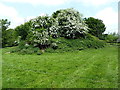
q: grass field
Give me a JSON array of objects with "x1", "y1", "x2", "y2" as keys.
[{"x1": 2, "y1": 45, "x2": 118, "y2": 88}]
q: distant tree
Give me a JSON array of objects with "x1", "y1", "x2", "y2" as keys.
[
  {"x1": 4, "y1": 28, "x2": 17, "y2": 47},
  {"x1": 84, "y1": 17, "x2": 106, "y2": 39},
  {"x1": 50, "y1": 8, "x2": 88, "y2": 39},
  {"x1": 0, "y1": 19, "x2": 10, "y2": 47},
  {"x1": 15, "y1": 21, "x2": 32, "y2": 40},
  {"x1": 105, "y1": 32, "x2": 118, "y2": 43},
  {"x1": 0, "y1": 19, "x2": 10, "y2": 31}
]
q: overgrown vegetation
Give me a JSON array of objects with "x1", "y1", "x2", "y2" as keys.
[
  {"x1": 0, "y1": 8, "x2": 118, "y2": 54},
  {"x1": 46, "y1": 37, "x2": 106, "y2": 53}
]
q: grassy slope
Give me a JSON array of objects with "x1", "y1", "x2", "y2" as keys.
[{"x1": 2, "y1": 46, "x2": 118, "y2": 88}]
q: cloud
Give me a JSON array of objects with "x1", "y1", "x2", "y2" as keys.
[
  {"x1": 1, "y1": 0, "x2": 119, "y2": 6},
  {"x1": 2, "y1": 0, "x2": 68, "y2": 6},
  {"x1": 0, "y1": 2, "x2": 50, "y2": 28},
  {"x1": 95, "y1": 7, "x2": 118, "y2": 33},
  {"x1": 0, "y1": 3, "x2": 24, "y2": 28},
  {"x1": 96, "y1": 7, "x2": 117, "y2": 25},
  {"x1": 23, "y1": 13, "x2": 47, "y2": 23},
  {"x1": 0, "y1": 3, "x2": 18, "y2": 17},
  {"x1": 74, "y1": 0, "x2": 119, "y2": 6}
]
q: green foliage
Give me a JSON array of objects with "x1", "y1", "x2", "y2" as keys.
[
  {"x1": 46, "y1": 37, "x2": 106, "y2": 53},
  {"x1": 27, "y1": 29, "x2": 51, "y2": 49},
  {"x1": 37, "y1": 50, "x2": 43, "y2": 55},
  {"x1": 15, "y1": 21, "x2": 32, "y2": 40},
  {"x1": 84, "y1": 17, "x2": 106, "y2": 39},
  {"x1": 104, "y1": 33, "x2": 118, "y2": 43},
  {"x1": 0, "y1": 19, "x2": 10, "y2": 47},
  {"x1": 10, "y1": 42, "x2": 42, "y2": 55},
  {"x1": 51, "y1": 42, "x2": 58, "y2": 49},
  {"x1": 1, "y1": 23, "x2": 17, "y2": 47},
  {"x1": 10, "y1": 41, "x2": 41, "y2": 55},
  {"x1": 0, "y1": 19, "x2": 10, "y2": 31},
  {"x1": 50, "y1": 8, "x2": 88, "y2": 39},
  {"x1": 4, "y1": 29, "x2": 17, "y2": 47}
]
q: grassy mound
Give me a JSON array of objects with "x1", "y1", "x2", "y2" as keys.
[
  {"x1": 9, "y1": 34, "x2": 106, "y2": 54},
  {"x1": 46, "y1": 36, "x2": 106, "y2": 53}
]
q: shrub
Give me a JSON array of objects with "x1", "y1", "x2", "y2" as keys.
[
  {"x1": 105, "y1": 34, "x2": 118, "y2": 43},
  {"x1": 10, "y1": 46, "x2": 21, "y2": 53},
  {"x1": 51, "y1": 43, "x2": 58, "y2": 49},
  {"x1": 18, "y1": 41, "x2": 27, "y2": 49},
  {"x1": 10, "y1": 42, "x2": 41, "y2": 55},
  {"x1": 37, "y1": 50, "x2": 43, "y2": 55},
  {"x1": 46, "y1": 37, "x2": 106, "y2": 53}
]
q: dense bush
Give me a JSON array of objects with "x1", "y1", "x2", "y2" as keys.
[
  {"x1": 2, "y1": 28, "x2": 17, "y2": 47},
  {"x1": 10, "y1": 41, "x2": 43, "y2": 55},
  {"x1": 4, "y1": 29, "x2": 17, "y2": 47},
  {"x1": 104, "y1": 33, "x2": 118, "y2": 43},
  {"x1": 15, "y1": 21, "x2": 32, "y2": 40},
  {"x1": 46, "y1": 36, "x2": 106, "y2": 53}
]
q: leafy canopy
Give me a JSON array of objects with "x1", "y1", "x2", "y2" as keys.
[
  {"x1": 15, "y1": 21, "x2": 32, "y2": 40},
  {"x1": 84, "y1": 17, "x2": 106, "y2": 39}
]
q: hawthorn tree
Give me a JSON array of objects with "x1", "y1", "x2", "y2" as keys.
[
  {"x1": 50, "y1": 8, "x2": 88, "y2": 39},
  {"x1": 84, "y1": 17, "x2": 106, "y2": 39},
  {"x1": 26, "y1": 15, "x2": 53, "y2": 49}
]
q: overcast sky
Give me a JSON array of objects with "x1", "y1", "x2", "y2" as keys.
[{"x1": 0, "y1": 0, "x2": 119, "y2": 33}]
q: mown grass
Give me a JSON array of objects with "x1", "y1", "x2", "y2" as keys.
[{"x1": 2, "y1": 45, "x2": 118, "y2": 88}]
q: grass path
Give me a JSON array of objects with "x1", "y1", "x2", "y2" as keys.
[{"x1": 2, "y1": 46, "x2": 118, "y2": 88}]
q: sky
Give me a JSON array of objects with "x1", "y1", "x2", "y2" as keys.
[{"x1": 0, "y1": 0, "x2": 119, "y2": 34}]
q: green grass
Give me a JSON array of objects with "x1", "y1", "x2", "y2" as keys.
[
  {"x1": 2, "y1": 46, "x2": 118, "y2": 88},
  {"x1": 0, "y1": 48, "x2": 2, "y2": 89}
]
